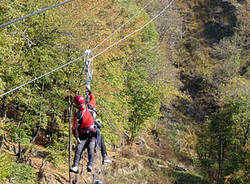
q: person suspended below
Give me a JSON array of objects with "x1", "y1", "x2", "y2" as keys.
[{"x1": 69, "y1": 87, "x2": 111, "y2": 174}]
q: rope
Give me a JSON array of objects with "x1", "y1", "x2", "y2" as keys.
[
  {"x1": 93, "y1": 141, "x2": 102, "y2": 184},
  {"x1": 93, "y1": 148, "x2": 98, "y2": 183},
  {"x1": 0, "y1": 0, "x2": 175, "y2": 98},
  {"x1": 0, "y1": 0, "x2": 74, "y2": 28},
  {"x1": 91, "y1": 0, "x2": 154, "y2": 52},
  {"x1": 98, "y1": 148, "x2": 103, "y2": 183}
]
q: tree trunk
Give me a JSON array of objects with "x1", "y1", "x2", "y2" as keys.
[
  {"x1": 218, "y1": 137, "x2": 223, "y2": 183},
  {"x1": 31, "y1": 100, "x2": 43, "y2": 143},
  {"x1": 68, "y1": 96, "x2": 73, "y2": 184},
  {"x1": 243, "y1": 124, "x2": 249, "y2": 146},
  {"x1": 1, "y1": 96, "x2": 7, "y2": 118}
]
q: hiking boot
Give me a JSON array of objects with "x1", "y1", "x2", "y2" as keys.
[
  {"x1": 103, "y1": 155, "x2": 112, "y2": 165},
  {"x1": 94, "y1": 180, "x2": 103, "y2": 184},
  {"x1": 87, "y1": 164, "x2": 92, "y2": 172},
  {"x1": 69, "y1": 166, "x2": 79, "y2": 174}
]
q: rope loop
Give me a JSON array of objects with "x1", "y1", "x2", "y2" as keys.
[{"x1": 83, "y1": 50, "x2": 94, "y2": 89}]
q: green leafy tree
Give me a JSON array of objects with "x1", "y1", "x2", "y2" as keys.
[
  {"x1": 197, "y1": 97, "x2": 249, "y2": 184},
  {"x1": 0, "y1": 153, "x2": 12, "y2": 183},
  {"x1": 0, "y1": 153, "x2": 36, "y2": 183},
  {"x1": 126, "y1": 68, "x2": 160, "y2": 141}
]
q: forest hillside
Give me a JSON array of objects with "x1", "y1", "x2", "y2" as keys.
[{"x1": 0, "y1": 0, "x2": 249, "y2": 184}]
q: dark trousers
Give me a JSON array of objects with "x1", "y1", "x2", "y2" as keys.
[
  {"x1": 73, "y1": 133, "x2": 96, "y2": 167},
  {"x1": 100, "y1": 134, "x2": 107, "y2": 157},
  {"x1": 95, "y1": 128, "x2": 107, "y2": 157}
]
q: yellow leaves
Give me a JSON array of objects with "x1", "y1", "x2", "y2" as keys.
[
  {"x1": 0, "y1": 77, "x2": 6, "y2": 94},
  {"x1": 160, "y1": 83, "x2": 188, "y2": 105},
  {"x1": 221, "y1": 76, "x2": 250, "y2": 102},
  {"x1": 179, "y1": 128, "x2": 197, "y2": 158}
]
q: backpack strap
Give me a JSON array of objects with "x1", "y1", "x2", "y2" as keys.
[
  {"x1": 87, "y1": 104, "x2": 97, "y2": 118},
  {"x1": 76, "y1": 109, "x2": 85, "y2": 125}
]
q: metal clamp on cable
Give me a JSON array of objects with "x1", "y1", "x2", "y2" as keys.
[
  {"x1": 84, "y1": 49, "x2": 92, "y2": 56},
  {"x1": 82, "y1": 50, "x2": 94, "y2": 90}
]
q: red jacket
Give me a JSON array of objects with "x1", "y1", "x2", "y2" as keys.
[{"x1": 72, "y1": 93, "x2": 96, "y2": 138}]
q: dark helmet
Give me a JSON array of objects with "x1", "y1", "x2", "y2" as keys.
[{"x1": 73, "y1": 95, "x2": 85, "y2": 106}]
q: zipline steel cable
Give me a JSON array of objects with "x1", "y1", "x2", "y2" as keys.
[
  {"x1": 78, "y1": 0, "x2": 154, "y2": 88},
  {"x1": 0, "y1": 0, "x2": 74, "y2": 28},
  {"x1": 0, "y1": 56, "x2": 83, "y2": 98},
  {"x1": 0, "y1": 0, "x2": 176, "y2": 98},
  {"x1": 92, "y1": 0, "x2": 154, "y2": 52}
]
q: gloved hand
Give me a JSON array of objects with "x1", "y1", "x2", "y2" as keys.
[
  {"x1": 86, "y1": 87, "x2": 91, "y2": 94},
  {"x1": 85, "y1": 87, "x2": 91, "y2": 104}
]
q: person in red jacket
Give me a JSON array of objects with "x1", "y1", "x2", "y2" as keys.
[{"x1": 70, "y1": 89, "x2": 96, "y2": 173}]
